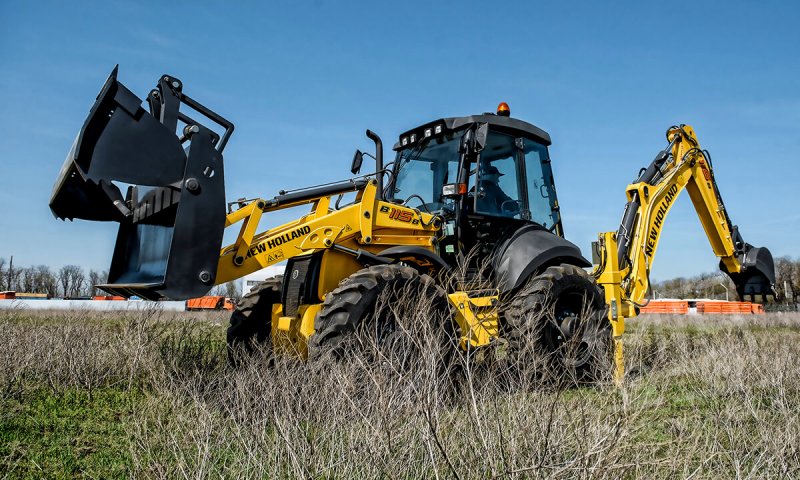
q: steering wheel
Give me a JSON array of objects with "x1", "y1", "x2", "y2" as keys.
[{"x1": 501, "y1": 200, "x2": 522, "y2": 216}]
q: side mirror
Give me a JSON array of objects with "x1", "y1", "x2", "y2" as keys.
[{"x1": 351, "y1": 150, "x2": 363, "y2": 175}]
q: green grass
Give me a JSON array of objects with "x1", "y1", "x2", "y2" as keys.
[
  {"x1": 0, "y1": 387, "x2": 143, "y2": 479},
  {"x1": 0, "y1": 310, "x2": 798, "y2": 478}
]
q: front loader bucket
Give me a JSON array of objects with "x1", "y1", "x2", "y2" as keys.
[
  {"x1": 50, "y1": 67, "x2": 232, "y2": 300},
  {"x1": 722, "y1": 244, "x2": 776, "y2": 301}
]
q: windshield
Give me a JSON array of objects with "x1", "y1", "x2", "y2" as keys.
[
  {"x1": 391, "y1": 133, "x2": 461, "y2": 210},
  {"x1": 391, "y1": 127, "x2": 560, "y2": 230}
]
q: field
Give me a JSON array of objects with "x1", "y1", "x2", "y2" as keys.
[{"x1": 1, "y1": 308, "x2": 798, "y2": 479}]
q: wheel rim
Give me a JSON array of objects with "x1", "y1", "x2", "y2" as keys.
[{"x1": 545, "y1": 290, "x2": 596, "y2": 368}]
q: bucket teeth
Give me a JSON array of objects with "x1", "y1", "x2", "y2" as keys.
[{"x1": 131, "y1": 187, "x2": 181, "y2": 225}]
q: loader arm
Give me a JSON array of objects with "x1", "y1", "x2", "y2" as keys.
[
  {"x1": 50, "y1": 67, "x2": 442, "y2": 300},
  {"x1": 594, "y1": 125, "x2": 775, "y2": 380},
  {"x1": 214, "y1": 179, "x2": 441, "y2": 285}
]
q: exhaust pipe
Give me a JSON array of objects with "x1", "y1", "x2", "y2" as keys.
[
  {"x1": 365, "y1": 129, "x2": 383, "y2": 199},
  {"x1": 50, "y1": 66, "x2": 232, "y2": 300}
]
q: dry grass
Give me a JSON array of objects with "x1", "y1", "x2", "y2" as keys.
[{"x1": 1, "y1": 305, "x2": 799, "y2": 479}]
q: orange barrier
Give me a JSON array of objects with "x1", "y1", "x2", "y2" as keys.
[
  {"x1": 0, "y1": 291, "x2": 15, "y2": 300},
  {"x1": 639, "y1": 300, "x2": 689, "y2": 314},
  {"x1": 93, "y1": 295, "x2": 126, "y2": 301},
  {"x1": 186, "y1": 296, "x2": 234, "y2": 311},
  {"x1": 696, "y1": 301, "x2": 761, "y2": 315},
  {"x1": 640, "y1": 300, "x2": 764, "y2": 315}
]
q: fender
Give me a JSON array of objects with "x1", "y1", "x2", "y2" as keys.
[
  {"x1": 377, "y1": 245, "x2": 450, "y2": 273},
  {"x1": 493, "y1": 225, "x2": 590, "y2": 293}
]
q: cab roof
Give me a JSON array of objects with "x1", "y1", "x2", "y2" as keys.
[{"x1": 393, "y1": 113, "x2": 552, "y2": 151}]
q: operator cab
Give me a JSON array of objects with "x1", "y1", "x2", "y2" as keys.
[{"x1": 389, "y1": 103, "x2": 563, "y2": 265}]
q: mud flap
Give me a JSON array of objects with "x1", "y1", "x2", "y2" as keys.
[{"x1": 49, "y1": 67, "x2": 230, "y2": 300}]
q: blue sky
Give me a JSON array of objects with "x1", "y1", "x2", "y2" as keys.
[{"x1": 1, "y1": 1, "x2": 798, "y2": 281}]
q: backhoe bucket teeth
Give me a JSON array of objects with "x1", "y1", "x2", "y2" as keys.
[
  {"x1": 49, "y1": 67, "x2": 228, "y2": 300},
  {"x1": 723, "y1": 244, "x2": 776, "y2": 301}
]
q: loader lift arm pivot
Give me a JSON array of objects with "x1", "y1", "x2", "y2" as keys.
[{"x1": 594, "y1": 125, "x2": 775, "y2": 380}]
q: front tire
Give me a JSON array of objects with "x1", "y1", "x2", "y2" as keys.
[
  {"x1": 308, "y1": 264, "x2": 454, "y2": 368},
  {"x1": 226, "y1": 275, "x2": 283, "y2": 365}
]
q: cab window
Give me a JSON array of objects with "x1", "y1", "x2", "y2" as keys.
[{"x1": 475, "y1": 132, "x2": 522, "y2": 218}]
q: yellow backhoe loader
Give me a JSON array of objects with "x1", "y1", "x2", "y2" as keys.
[{"x1": 50, "y1": 68, "x2": 775, "y2": 380}]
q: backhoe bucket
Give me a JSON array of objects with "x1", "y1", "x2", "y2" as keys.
[
  {"x1": 50, "y1": 67, "x2": 232, "y2": 300},
  {"x1": 723, "y1": 244, "x2": 776, "y2": 301}
]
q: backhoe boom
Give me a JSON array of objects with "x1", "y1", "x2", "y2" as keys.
[{"x1": 594, "y1": 125, "x2": 775, "y2": 380}]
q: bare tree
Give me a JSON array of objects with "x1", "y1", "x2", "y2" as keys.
[
  {"x1": 5, "y1": 257, "x2": 20, "y2": 292},
  {"x1": 784, "y1": 259, "x2": 800, "y2": 303},
  {"x1": 775, "y1": 256, "x2": 794, "y2": 301},
  {"x1": 68, "y1": 266, "x2": 86, "y2": 297},
  {"x1": 58, "y1": 265, "x2": 86, "y2": 298},
  {"x1": 58, "y1": 266, "x2": 71, "y2": 297},
  {"x1": 224, "y1": 280, "x2": 242, "y2": 302},
  {"x1": 34, "y1": 265, "x2": 58, "y2": 297},
  {"x1": 0, "y1": 262, "x2": 76, "y2": 297},
  {"x1": 88, "y1": 270, "x2": 108, "y2": 297},
  {"x1": 20, "y1": 267, "x2": 36, "y2": 292}
]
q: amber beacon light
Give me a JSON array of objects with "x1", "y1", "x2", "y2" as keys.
[{"x1": 497, "y1": 102, "x2": 510, "y2": 116}]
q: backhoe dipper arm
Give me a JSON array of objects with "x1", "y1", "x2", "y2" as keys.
[{"x1": 594, "y1": 125, "x2": 775, "y2": 381}]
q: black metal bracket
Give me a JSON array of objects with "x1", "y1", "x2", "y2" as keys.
[{"x1": 147, "y1": 74, "x2": 235, "y2": 153}]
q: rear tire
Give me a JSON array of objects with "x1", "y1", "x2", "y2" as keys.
[
  {"x1": 226, "y1": 275, "x2": 283, "y2": 365},
  {"x1": 502, "y1": 264, "x2": 611, "y2": 384},
  {"x1": 308, "y1": 264, "x2": 455, "y2": 368}
]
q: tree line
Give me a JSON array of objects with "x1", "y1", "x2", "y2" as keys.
[
  {"x1": 651, "y1": 256, "x2": 799, "y2": 304},
  {"x1": 2, "y1": 255, "x2": 797, "y2": 304},
  {"x1": 0, "y1": 256, "x2": 241, "y2": 301},
  {"x1": 0, "y1": 257, "x2": 108, "y2": 298}
]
